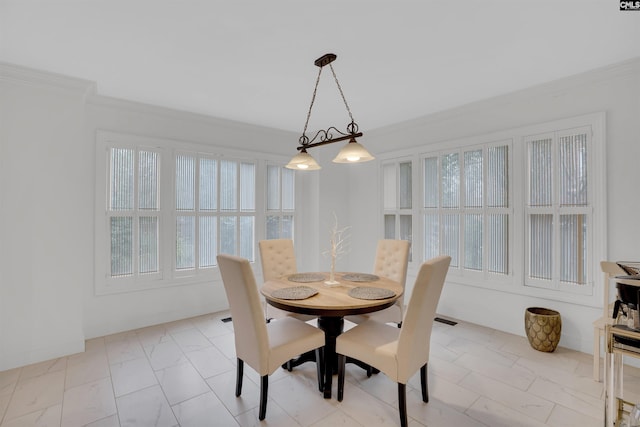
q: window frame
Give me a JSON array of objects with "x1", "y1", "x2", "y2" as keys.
[
  {"x1": 264, "y1": 163, "x2": 296, "y2": 240},
  {"x1": 379, "y1": 112, "x2": 606, "y2": 307},
  {"x1": 95, "y1": 130, "x2": 294, "y2": 296},
  {"x1": 172, "y1": 151, "x2": 257, "y2": 278},
  {"x1": 524, "y1": 125, "x2": 594, "y2": 295},
  {"x1": 107, "y1": 146, "x2": 163, "y2": 279},
  {"x1": 381, "y1": 158, "x2": 415, "y2": 260},
  {"x1": 420, "y1": 140, "x2": 514, "y2": 284}
]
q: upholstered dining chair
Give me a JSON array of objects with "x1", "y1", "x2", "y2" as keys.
[
  {"x1": 346, "y1": 239, "x2": 411, "y2": 327},
  {"x1": 336, "y1": 255, "x2": 451, "y2": 427},
  {"x1": 217, "y1": 254, "x2": 325, "y2": 421},
  {"x1": 258, "y1": 239, "x2": 315, "y2": 323}
]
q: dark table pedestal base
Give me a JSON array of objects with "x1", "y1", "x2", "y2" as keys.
[
  {"x1": 280, "y1": 315, "x2": 377, "y2": 398},
  {"x1": 317, "y1": 316, "x2": 344, "y2": 398}
]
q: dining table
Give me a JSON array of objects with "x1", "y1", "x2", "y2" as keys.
[{"x1": 261, "y1": 271, "x2": 403, "y2": 398}]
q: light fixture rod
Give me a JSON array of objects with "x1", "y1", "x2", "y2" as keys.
[{"x1": 296, "y1": 132, "x2": 363, "y2": 151}]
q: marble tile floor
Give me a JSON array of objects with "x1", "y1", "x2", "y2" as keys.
[{"x1": 0, "y1": 311, "x2": 634, "y2": 427}]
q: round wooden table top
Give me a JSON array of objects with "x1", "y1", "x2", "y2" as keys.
[{"x1": 260, "y1": 272, "x2": 403, "y2": 317}]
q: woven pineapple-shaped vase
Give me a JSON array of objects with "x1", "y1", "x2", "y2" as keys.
[{"x1": 524, "y1": 307, "x2": 562, "y2": 352}]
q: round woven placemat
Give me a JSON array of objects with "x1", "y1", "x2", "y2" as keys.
[
  {"x1": 348, "y1": 286, "x2": 395, "y2": 300},
  {"x1": 271, "y1": 286, "x2": 318, "y2": 300},
  {"x1": 342, "y1": 273, "x2": 380, "y2": 282},
  {"x1": 287, "y1": 273, "x2": 325, "y2": 283}
]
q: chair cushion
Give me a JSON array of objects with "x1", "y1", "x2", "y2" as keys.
[
  {"x1": 266, "y1": 317, "x2": 325, "y2": 374},
  {"x1": 336, "y1": 320, "x2": 401, "y2": 381}
]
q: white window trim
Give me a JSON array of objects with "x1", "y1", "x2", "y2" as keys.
[
  {"x1": 172, "y1": 151, "x2": 257, "y2": 279},
  {"x1": 94, "y1": 130, "x2": 294, "y2": 296},
  {"x1": 523, "y1": 125, "x2": 594, "y2": 295},
  {"x1": 381, "y1": 158, "x2": 415, "y2": 234},
  {"x1": 418, "y1": 139, "x2": 515, "y2": 287},
  {"x1": 264, "y1": 163, "x2": 296, "y2": 240},
  {"x1": 379, "y1": 112, "x2": 606, "y2": 308}
]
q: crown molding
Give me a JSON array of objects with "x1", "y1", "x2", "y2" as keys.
[
  {"x1": 370, "y1": 56, "x2": 640, "y2": 137},
  {"x1": 87, "y1": 92, "x2": 294, "y2": 138},
  {"x1": 0, "y1": 62, "x2": 96, "y2": 95}
]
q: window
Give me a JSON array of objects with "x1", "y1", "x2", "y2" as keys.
[
  {"x1": 526, "y1": 127, "x2": 591, "y2": 290},
  {"x1": 422, "y1": 143, "x2": 510, "y2": 275},
  {"x1": 95, "y1": 131, "x2": 292, "y2": 295},
  {"x1": 382, "y1": 112, "x2": 605, "y2": 303},
  {"x1": 382, "y1": 160, "x2": 413, "y2": 257},
  {"x1": 175, "y1": 154, "x2": 256, "y2": 273},
  {"x1": 108, "y1": 147, "x2": 161, "y2": 279},
  {"x1": 265, "y1": 165, "x2": 295, "y2": 239}
]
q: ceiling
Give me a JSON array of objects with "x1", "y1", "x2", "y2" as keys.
[{"x1": 2, "y1": 1, "x2": 640, "y2": 134}]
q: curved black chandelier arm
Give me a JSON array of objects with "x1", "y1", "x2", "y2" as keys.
[{"x1": 298, "y1": 125, "x2": 363, "y2": 151}]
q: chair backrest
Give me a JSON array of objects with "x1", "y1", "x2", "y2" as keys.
[
  {"x1": 396, "y1": 255, "x2": 451, "y2": 383},
  {"x1": 258, "y1": 239, "x2": 297, "y2": 281},
  {"x1": 217, "y1": 254, "x2": 269, "y2": 371},
  {"x1": 373, "y1": 239, "x2": 411, "y2": 288}
]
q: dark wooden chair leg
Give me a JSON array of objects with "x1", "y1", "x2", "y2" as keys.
[
  {"x1": 315, "y1": 347, "x2": 324, "y2": 392},
  {"x1": 398, "y1": 383, "x2": 408, "y2": 427},
  {"x1": 258, "y1": 375, "x2": 268, "y2": 420},
  {"x1": 235, "y1": 358, "x2": 244, "y2": 397},
  {"x1": 337, "y1": 354, "x2": 346, "y2": 402},
  {"x1": 420, "y1": 363, "x2": 428, "y2": 402}
]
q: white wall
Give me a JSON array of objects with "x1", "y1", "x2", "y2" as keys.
[
  {"x1": 2, "y1": 57, "x2": 639, "y2": 371},
  {"x1": 346, "y1": 58, "x2": 640, "y2": 354},
  {"x1": 0, "y1": 64, "x2": 93, "y2": 370},
  {"x1": 0, "y1": 63, "x2": 309, "y2": 370},
  {"x1": 84, "y1": 96, "x2": 303, "y2": 340}
]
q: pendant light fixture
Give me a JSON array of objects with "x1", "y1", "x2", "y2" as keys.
[{"x1": 285, "y1": 53, "x2": 375, "y2": 171}]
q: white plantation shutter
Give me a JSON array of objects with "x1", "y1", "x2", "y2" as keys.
[
  {"x1": 488, "y1": 214, "x2": 508, "y2": 274},
  {"x1": 176, "y1": 154, "x2": 196, "y2": 269},
  {"x1": 265, "y1": 165, "x2": 295, "y2": 240},
  {"x1": 199, "y1": 216, "x2": 217, "y2": 268},
  {"x1": 487, "y1": 146, "x2": 509, "y2": 274},
  {"x1": 97, "y1": 132, "x2": 296, "y2": 295},
  {"x1": 382, "y1": 160, "x2": 413, "y2": 259},
  {"x1": 381, "y1": 113, "x2": 603, "y2": 301},
  {"x1": 442, "y1": 214, "x2": 460, "y2": 268},
  {"x1": 110, "y1": 216, "x2": 132, "y2": 277},
  {"x1": 175, "y1": 154, "x2": 256, "y2": 271},
  {"x1": 383, "y1": 163, "x2": 396, "y2": 210},
  {"x1": 108, "y1": 147, "x2": 160, "y2": 278},
  {"x1": 526, "y1": 128, "x2": 590, "y2": 287},
  {"x1": 422, "y1": 143, "x2": 510, "y2": 275},
  {"x1": 464, "y1": 150, "x2": 483, "y2": 270}
]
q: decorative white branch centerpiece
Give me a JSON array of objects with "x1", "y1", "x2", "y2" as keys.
[{"x1": 323, "y1": 213, "x2": 350, "y2": 286}]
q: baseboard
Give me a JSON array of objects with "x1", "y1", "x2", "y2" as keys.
[{"x1": 0, "y1": 338, "x2": 85, "y2": 372}]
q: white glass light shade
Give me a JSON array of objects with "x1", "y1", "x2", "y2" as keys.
[
  {"x1": 285, "y1": 150, "x2": 321, "y2": 170},
  {"x1": 332, "y1": 139, "x2": 375, "y2": 163}
]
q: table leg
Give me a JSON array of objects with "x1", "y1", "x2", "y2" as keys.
[{"x1": 317, "y1": 316, "x2": 344, "y2": 399}]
